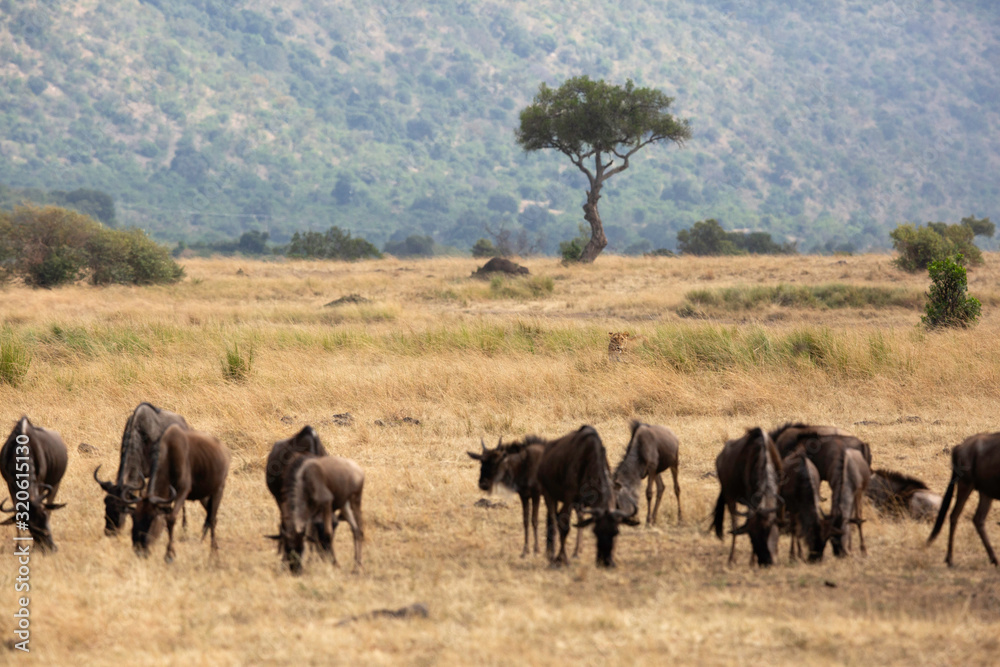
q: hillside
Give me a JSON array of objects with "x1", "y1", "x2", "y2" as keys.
[{"x1": 0, "y1": 0, "x2": 997, "y2": 253}]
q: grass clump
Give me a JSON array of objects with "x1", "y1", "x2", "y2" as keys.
[
  {"x1": 0, "y1": 331, "x2": 31, "y2": 386},
  {"x1": 488, "y1": 275, "x2": 554, "y2": 300},
  {"x1": 221, "y1": 342, "x2": 254, "y2": 382},
  {"x1": 680, "y1": 283, "x2": 920, "y2": 314}
]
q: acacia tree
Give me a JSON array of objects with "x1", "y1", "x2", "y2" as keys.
[{"x1": 516, "y1": 76, "x2": 691, "y2": 262}]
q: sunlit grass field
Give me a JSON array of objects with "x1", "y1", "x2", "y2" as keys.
[{"x1": 1, "y1": 253, "x2": 999, "y2": 665}]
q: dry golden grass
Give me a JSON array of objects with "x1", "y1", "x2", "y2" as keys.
[{"x1": 1, "y1": 253, "x2": 1000, "y2": 665}]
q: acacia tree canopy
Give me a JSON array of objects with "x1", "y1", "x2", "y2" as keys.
[{"x1": 516, "y1": 76, "x2": 691, "y2": 262}]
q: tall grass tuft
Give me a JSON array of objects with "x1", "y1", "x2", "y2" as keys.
[
  {"x1": 0, "y1": 332, "x2": 31, "y2": 386},
  {"x1": 489, "y1": 275, "x2": 555, "y2": 300},
  {"x1": 680, "y1": 283, "x2": 921, "y2": 315},
  {"x1": 221, "y1": 342, "x2": 254, "y2": 382}
]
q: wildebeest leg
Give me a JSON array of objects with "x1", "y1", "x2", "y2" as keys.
[
  {"x1": 544, "y1": 497, "x2": 557, "y2": 561},
  {"x1": 670, "y1": 465, "x2": 682, "y2": 522},
  {"x1": 727, "y1": 501, "x2": 738, "y2": 565},
  {"x1": 182, "y1": 505, "x2": 187, "y2": 532},
  {"x1": 854, "y1": 493, "x2": 867, "y2": 556},
  {"x1": 553, "y1": 503, "x2": 572, "y2": 565},
  {"x1": 201, "y1": 488, "x2": 224, "y2": 552},
  {"x1": 945, "y1": 482, "x2": 973, "y2": 567},
  {"x1": 341, "y1": 501, "x2": 363, "y2": 571},
  {"x1": 571, "y1": 508, "x2": 582, "y2": 558},
  {"x1": 970, "y1": 493, "x2": 998, "y2": 566},
  {"x1": 519, "y1": 494, "x2": 531, "y2": 558},
  {"x1": 531, "y1": 494, "x2": 540, "y2": 554},
  {"x1": 164, "y1": 510, "x2": 178, "y2": 564}
]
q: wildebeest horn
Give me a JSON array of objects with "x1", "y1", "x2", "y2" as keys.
[
  {"x1": 147, "y1": 486, "x2": 177, "y2": 506},
  {"x1": 45, "y1": 502, "x2": 67, "y2": 511},
  {"x1": 93, "y1": 465, "x2": 116, "y2": 492},
  {"x1": 611, "y1": 509, "x2": 641, "y2": 526},
  {"x1": 39, "y1": 483, "x2": 55, "y2": 501},
  {"x1": 496, "y1": 436, "x2": 502, "y2": 448},
  {"x1": 0, "y1": 498, "x2": 14, "y2": 513},
  {"x1": 264, "y1": 534, "x2": 282, "y2": 541},
  {"x1": 731, "y1": 522, "x2": 751, "y2": 536}
]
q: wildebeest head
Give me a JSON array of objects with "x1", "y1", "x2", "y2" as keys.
[
  {"x1": 1, "y1": 484, "x2": 65, "y2": 553},
  {"x1": 129, "y1": 486, "x2": 174, "y2": 557},
  {"x1": 93, "y1": 465, "x2": 142, "y2": 536},
  {"x1": 577, "y1": 508, "x2": 640, "y2": 568},
  {"x1": 732, "y1": 505, "x2": 781, "y2": 566},
  {"x1": 467, "y1": 437, "x2": 505, "y2": 492}
]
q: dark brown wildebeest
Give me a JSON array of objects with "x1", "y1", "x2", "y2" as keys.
[
  {"x1": 288, "y1": 455, "x2": 365, "y2": 572},
  {"x1": 0, "y1": 417, "x2": 68, "y2": 553},
  {"x1": 468, "y1": 437, "x2": 587, "y2": 558},
  {"x1": 93, "y1": 403, "x2": 189, "y2": 536},
  {"x1": 825, "y1": 448, "x2": 871, "y2": 557},
  {"x1": 928, "y1": 432, "x2": 1000, "y2": 567},
  {"x1": 712, "y1": 427, "x2": 782, "y2": 567},
  {"x1": 122, "y1": 424, "x2": 229, "y2": 563},
  {"x1": 264, "y1": 425, "x2": 327, "y2": 567},
  {"x1": 613, "y1": 420, "x2": 682, "y2": 526},
  {"x1": 867, "y1": 469, "x2": 942, "y2": 521},
  {"x1": 779, "y1": 448, "x2": 824, "y2": 562},
  {"x1": 770, "y1": 422, "x2": 872, "y2": 556},
  {"x1": 535, "y1": 425, "x2": 638, "y2": 568}
]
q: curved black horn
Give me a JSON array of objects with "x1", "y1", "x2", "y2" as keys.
[
  {"x1": 0, "y1": 498, "x2": 14, "y2": 513},
  {"x1": 93, "y1": 465, "x2": 116, "y2": 492},
  {"x1": 496, "y1": 436, "x2": 502, "y2": 448},
  {"x1": 147, "y1": 485, "x2": 178, "y2": 506},
  {"x1": 480, "y1": 438, "x2": 487, "y2": 453},
  {"x1": 39, "y1": 483, "x2": 55, "y2": 500}
]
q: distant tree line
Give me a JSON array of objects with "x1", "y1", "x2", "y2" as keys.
[
  {"x1": 676, "y1": 219, "x2": 796, "y2": 256},
  {"x1": 1, "y1": 184, "x2": 117, "y2": 226}
]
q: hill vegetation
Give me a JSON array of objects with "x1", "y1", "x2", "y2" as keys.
[{"x1": 0, "y1": 1, "x2": 997, "y2": 253}]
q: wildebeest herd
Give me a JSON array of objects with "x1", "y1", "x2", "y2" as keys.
[{"x1": 2, "y1": 405, "x2": 1000, "y2": 572}]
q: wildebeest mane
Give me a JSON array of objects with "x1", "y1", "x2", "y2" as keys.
[{"x1": 873, "y1": 468, "x2": 929, "y2": 493}]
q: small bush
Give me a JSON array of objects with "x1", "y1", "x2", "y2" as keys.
[
  {"x1": 677, "y1": 219, "x2": 795, "y2": 256},
  {"x1": 286, "y1": 226, "x2": 381, "y2": 260},
  {"x1": 0, "y1": 332, "x2": 30, "y2": 386},
  {"x1": 559, "y1": 224, "x2": 590, "y2": 263},
  {"x1": 471, "y1": 238, "x2": 497, "y2": 258},
  {"x1": 922, "y1": 254, "x2": 981, "y2": 328},
  {"x1": 221, "y1": 342, "x2": 254, "y2": 382}
]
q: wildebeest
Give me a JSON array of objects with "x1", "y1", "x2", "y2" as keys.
[
  {"x1": 93, "y1": 403, "x2": 189, "y2": 536},
  {"x1": 928, "y1": 432, "x2": 1000, "y2": 567},
  {"x1": 288, "y1": 455, "x2": 365, "y2": 572},
  {"x1": 712, "y1": 427, "x2": 782, "y2": 567},
  {"x1": 613, "y1": 420, "x2": 682, "y2": 526},
  {"x1": 867, "y1": 469, "x2": 942, "y2": 521},
  {"x1": 770, "y1": 423, "x2": 872, "y2": 480},
  {"x1": 124, "y1": 424, "x2": 229, "y2": 562},
  {"x1": 0, "y1": 417, "x2": 68, "y2": 553},
  {"x1": 264, "y1": 425, "x2": 327, "y2": 566},
  {"x1": 468, "y1": 437, "x2": 586, "y2": 559},
  {"x1": 535, "y1": 425, "x2": 638, "y2": 568},
  {"x1": 779, "y1": 448, "x2": 824, "y2": 562},
  {"x1": 826, "y1": 448, "x2": 871, "y2": 557}
]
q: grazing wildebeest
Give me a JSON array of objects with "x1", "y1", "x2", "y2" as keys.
[
  {"x1": 93, "y1": 403, "x2": 189, "y2": 536},
  {"x1": 536, "y1": 425, "x2": 638, "y2": 568},
  {"x1": 0, "y1": 417, "x2": 68, "y2": 553},
  {"x1": 288, "y1": 455, "x2": 365, "y2": 572},
  {"x1": 712, "y1": 427, "x2": 782, "y2": 567},
  {"x1": 468, "y1": 437, "x2": 587, "y2": 558},
  {"x1": 928, "y1": 432, "x2": 1000, "y2": 567},
  {"x1": 264, "y1": 425, "x2": 327, "y2": 567},
  {"x1": 613, "y1": 420, "x2": 682, "y2": 526},
  {"x1": 826, "y1": 448, "x2": 872, "y2": 557},
  {"x1": 779, "y1": 448, "x2": 824, "y2": 562},
  {"x1": 124, "y1": 425, "x2": 229, "y2": 562},
  {"x1": 867, "y1": 469, "x2": 942, "y2": 521},
  {"x1": 770, "y1": 423, "x2": 872, "y2": 550}
]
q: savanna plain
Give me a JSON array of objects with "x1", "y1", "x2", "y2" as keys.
[{"x1": 2, "y1": 253, "x2": 999, "y2": 666}]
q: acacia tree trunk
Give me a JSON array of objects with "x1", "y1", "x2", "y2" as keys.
[{"x1": 579, "y1": 182, "x2": 607, "y2": 263}]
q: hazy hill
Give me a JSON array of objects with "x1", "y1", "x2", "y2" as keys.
[{"x1": 0, "y1": 0, "x2": 997, "y2": 253}]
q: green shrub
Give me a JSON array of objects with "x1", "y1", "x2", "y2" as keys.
[
  {"x1": 559, "y1": 224, "x2": 590, "y2": 262},
  {"x1": 0, "y1": 205, "x2": 183, "y2": 287},
  {"x1": 0, "y1": 332, "x2": 30, "y2": 386},
  {"x1": 922, "y1": 254, "x2": 981, "y2": 328},
  {"x1": 286, "y1": 226, "x2": 381, "y2": 260},
  {"x1": 471, "y1": 238, "x2": 497, "y2": 258},
  {"x1": 221, "y1": 342, "x2": 254, "y2": 382},
  {"x1": 890, "y1": 217, "x2": 992, "y2": 272}
]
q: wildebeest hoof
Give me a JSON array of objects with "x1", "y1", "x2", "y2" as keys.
[{"x1": 164, "y1": 552, "x2": 175, "y2": 564}]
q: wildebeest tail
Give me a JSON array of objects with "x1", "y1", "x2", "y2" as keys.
[
  {"x1": 712, "y1": 490, "x2": 726, "y2": 540},
  {"x1": 927, "y1": 470, "x2": 957, "y2": 544}
]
